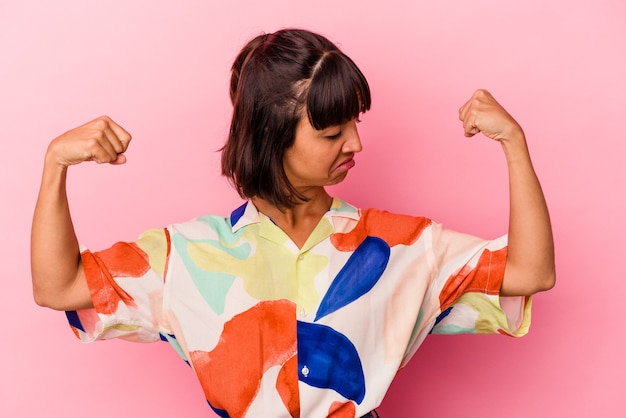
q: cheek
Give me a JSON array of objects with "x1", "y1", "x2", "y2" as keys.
[{"x1": 283, "y1": 151, "x2": 309, "y2": 178}]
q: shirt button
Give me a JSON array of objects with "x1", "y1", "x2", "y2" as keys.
[
  {"x1": 297, "y1": 254, "x2": 304, "y2": 261},
  {"x1": 301, "y1": 365, "x2": 310, "y2": 377}
]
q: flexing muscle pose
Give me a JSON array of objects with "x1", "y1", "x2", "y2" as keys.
[{"x1": 32, "y1": 29, "x2": 554, "y2": 418}]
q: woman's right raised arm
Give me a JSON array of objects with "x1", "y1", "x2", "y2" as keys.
[{"x1": 31, "y1": 116, "x2": 131, "y2": 311}]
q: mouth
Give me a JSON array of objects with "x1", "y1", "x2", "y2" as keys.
[{"x1": 333, "y1": 157, "x2": 356, "y2": 174}]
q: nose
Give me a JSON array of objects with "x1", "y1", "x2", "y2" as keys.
[{"x1": 342, "y1": 123, "x2": 363, "y2": 154}]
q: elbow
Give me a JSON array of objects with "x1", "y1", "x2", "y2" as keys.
[
  {"x1": 536, "y1": 268, "x2": 556, "y2": 293},
  {"x1": 32, "y1": 276, "x2": 51, "y2": 308},
  {"x1": 31, "y1": 264, "x2": 90, "y2": 311},
  {"x1": 501, "y1": 263, "x2": 556, "y2": 296},
  {"x1": 32, "y1": 282, "x2": 50, "y2": 308},
  {"x1": 524, "y1": 267, "x2": 556, "y2": 295},
  {"x1": 32, "y1": 283, "x2": 74, "y2": 311},
  {"x1": 32, "y1": 288, "x2": 64, "y2": 311}
]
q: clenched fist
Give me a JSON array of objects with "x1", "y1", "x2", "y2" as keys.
[
  {"x1": 46, "y1": 116, "x2": 132, "y2": 168},
  {"x1": 458, "y1": 89, "x2": 524, "y2": 143}
]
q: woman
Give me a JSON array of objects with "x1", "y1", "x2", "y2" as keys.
[{"x1": 31, "y1": 29, "x2": 555, "y2": 417}]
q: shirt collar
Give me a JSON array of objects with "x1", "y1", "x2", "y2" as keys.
[{"x1": 229, "y1": 197, "x2": 361, "y2": 233}]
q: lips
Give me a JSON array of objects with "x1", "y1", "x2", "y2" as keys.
[{"x1": 334, "y1": 157, "x2": 355, "y2": 173}]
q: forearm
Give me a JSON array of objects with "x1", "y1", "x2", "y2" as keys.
[
  {"x1": 30, "y1": 160, "x2": 90, "y2": 310},
  {"x1": 500, "y1": 135, "x2": 555, "y2": 295}
]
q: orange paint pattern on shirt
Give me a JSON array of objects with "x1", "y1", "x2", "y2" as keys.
[
  {"x1": 331, "y1": 208, "x2": 431, "y2": 251},
  {"x1": 439, "y1": 247, "x2": 507, "y2": 311},
  {"x1": 81, "y1": 242, "x2": 152, "y2": 315},
  {"x1": 276, "y1": 354, "x2": 300, "y2": 418},
  {"x1": 328, "y1": 400, "x2": 356, "y2": 417},
  {"x1": 190, "y1": 300, "x2": 298, "y2": 418},
  {"x1": 94, "y1": 242, "x2": 152, "y2": 277}
]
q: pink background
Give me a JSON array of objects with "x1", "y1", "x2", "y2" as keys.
[{"x1": 2, "y1": 1, "x2": 625, "y2": 416}]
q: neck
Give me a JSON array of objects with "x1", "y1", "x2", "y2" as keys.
[
  {"x1": 252, "y1": 187, "x2": 332, "y2": 227},
  {"x1": 251, "y1": 188, "x2": 332, "y2": 249}
]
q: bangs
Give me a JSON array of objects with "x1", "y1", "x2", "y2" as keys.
[{"x1": 305, "y1": 51, "x2": 371, "y2": 130}]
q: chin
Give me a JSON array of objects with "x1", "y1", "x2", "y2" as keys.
[{"x1": 327, "y1": 174, "x2": 348, "y2": 186}]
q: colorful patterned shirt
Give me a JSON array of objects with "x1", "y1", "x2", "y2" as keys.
[{"x1": 66, "y1": 198, "x2": 531, "y2": 418}]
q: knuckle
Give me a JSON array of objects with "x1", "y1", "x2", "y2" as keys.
[
  {"x1": 92, "y1": 118, "x2": 109, "y2": 130},
  {"x1": 81, "y1": 150, "x2": 96, "y2": 162},
  {"x1": 93, "y1": 116, "x2": 111, "y2": 129},
  {"x1": 91, "y1": 152, "x2": 113, "y2": 164},
  {"x1": 85, "y1": 137, "x2": 100, "y2": 149}
]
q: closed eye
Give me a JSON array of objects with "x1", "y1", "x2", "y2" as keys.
[{"x1": 325, "y1": 131, "x2": 342, "y2": 140}]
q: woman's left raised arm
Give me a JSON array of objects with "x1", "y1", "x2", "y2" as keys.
[{"x1": 458, "y1": 89, "x2": 555, "y2": 296}]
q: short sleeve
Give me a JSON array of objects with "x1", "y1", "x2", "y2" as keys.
[
  {"x1": 428, "y1": 223, "x2": 531, "y2": 337},
  {"x1": 65, "y1": 228, "x2": 171, "y2": 343}
]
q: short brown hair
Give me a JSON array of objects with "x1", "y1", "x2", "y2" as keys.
[{"x1": 221, "y1": 29, "x2": 371, "y2": 209}]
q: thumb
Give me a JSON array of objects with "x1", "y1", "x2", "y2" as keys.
[{"x1": 109, "y1": 153, "x2": 127, "y2": 165}]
